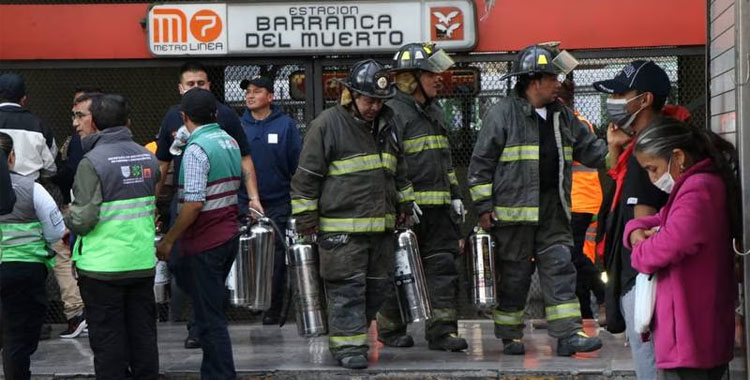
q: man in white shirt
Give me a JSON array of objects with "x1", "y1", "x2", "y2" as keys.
[{"x1": 0, "y1": 73, "x2": 57, "y2": 180}]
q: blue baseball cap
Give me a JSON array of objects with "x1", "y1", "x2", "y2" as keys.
[{"x1": 593, "y1": 60, "x2": 671, "y2": 97}]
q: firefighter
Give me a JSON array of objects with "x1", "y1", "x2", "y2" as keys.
[
  {"x1": 290, "y1": 59, "x2": 413, "y2": 369},
  {"x1": 375, "y1": 42, "x2": 468, "y2": 352},
  {"x1": 467, "y1": 44, "x2": 630, "y2": 356}
]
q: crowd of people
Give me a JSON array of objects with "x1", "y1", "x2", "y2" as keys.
[{"x1": 0, "y1": 40, "x2": 741, "y2": 380}]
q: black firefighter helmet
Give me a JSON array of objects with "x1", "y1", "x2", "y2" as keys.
[
  {"x1": 339, "y1": 59, "x2": 396, "y2": 99},
  {"x1": 392, "y1": 42, "x2": 455, "y2": 74},
  {"x1": 501, "y1": 43, "x2": 579, "y2": 80}
]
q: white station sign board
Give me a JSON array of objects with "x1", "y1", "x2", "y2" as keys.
[{"x1": 147, "y1": 1, "x2": 477, "y2": 56}]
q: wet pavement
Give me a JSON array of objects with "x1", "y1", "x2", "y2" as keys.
[{"x1": 8, "y1": 319, "x2": 744, "y2": 379}]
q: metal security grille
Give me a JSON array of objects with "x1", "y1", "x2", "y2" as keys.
[{"x1": 3, "y1": 49, "x2": 704, "y2": 322}]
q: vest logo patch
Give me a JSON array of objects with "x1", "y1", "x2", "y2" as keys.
[
  {"x1": 121, "y1": 164, "x2": 146, "y2": 184},
  {"x1": 131, "y1": 165, "x2": 142, "y2": 178}
]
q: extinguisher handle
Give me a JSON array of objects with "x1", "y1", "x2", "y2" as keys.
[{"x1": 249, "y1": 207, "x2": 266, "y2": 219}]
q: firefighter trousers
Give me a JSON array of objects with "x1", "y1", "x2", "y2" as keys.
[
  {"x1": 492, "y1": 190, "x2": 582, "y2": 340},
  {"x1": 318, "y1": 232, "x2": 394, "y2": 361},
  {"x1": 377, "y1": 206, "x2": 460, "y2": 342}
]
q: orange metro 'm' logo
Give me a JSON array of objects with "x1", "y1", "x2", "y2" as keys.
[{"x1": 152, "y1": 8, "x2": 222, "y2": 44}]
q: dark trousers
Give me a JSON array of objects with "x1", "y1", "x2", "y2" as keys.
[
  {"x1": 1, "y1": 262, "x2": 48, "y2": 380},
  {"x1": 174, "y1": 236, "x2": 239, "y2": 380},
  {"x1": 571, "y1": 212, "x2": 605, "y2": 318},
  {"x1": 263, "y1": 201, "x2": 291, "y2": 317},
  {"x1": 78, "y1": 275, "x2": 158, "y2": 380},
  {"x1": 492, "y1": 190, "x2": 581, "y2": 339},
  {"x1": 377, "y1": 206, "x2": 461, "y2": 342},
  {"x1": 167, "y1": 196, "x2": 198, "y2": 338},
  {"x1": 318, "y1": 233, "x2": 394, "y2": 360},
  {"x1": 659, "y1": 364, "x2": 728, "y2": 380}
]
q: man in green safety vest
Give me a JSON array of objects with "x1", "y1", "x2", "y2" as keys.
[
  {"x1": 0, "y1": 131, "x2": 65, "y2": 379},
  {"x1": 291, "y1": 59, "x2": 413, "y2": 369},
  {"x1": 156, "y1": 88, "x2": 243, "y2": 380},
  {"x1": 66, "y1": 93, "x2": 160, "y2": 379}
]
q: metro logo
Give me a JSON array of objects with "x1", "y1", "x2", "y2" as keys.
[
  {"x1": 430, "y1": 7, "x2": 464, "y2": 41},
  {"x1": 152, "y1": 9, "x2": 187, "y2": 43},
  {"x1": 190, "y1": 9, "x2": 223, "y2": 43},
  {"x1": 152, "y1": 8, "x2": 223, "y2": 44},
  {"x1": 148, "y1": 4, "x2": 227, "y2": 56}
]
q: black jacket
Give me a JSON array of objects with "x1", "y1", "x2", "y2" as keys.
[{"x1": 0, "y1": 151, "x2": 15, "y2": 215}]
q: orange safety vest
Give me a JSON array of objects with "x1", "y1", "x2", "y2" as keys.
[
  {"x1": 571, "y1": 112, "x2": 603, "y2": 215},
  {"x1": 145, "y1": 141, "x2": 157, "y2": 154},
  {"x1": 571, "y1": 111, "x2": 603, "y2": 263}
]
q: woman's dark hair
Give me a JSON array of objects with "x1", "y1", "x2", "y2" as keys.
[
  {"x1": 634, "y1": 119, "x2": 741, "y2": 239},
  {"x1": 0, "y1": 132, "x2": 12, "y2": 157}
]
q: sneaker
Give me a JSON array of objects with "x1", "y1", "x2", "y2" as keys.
[
  {"x1": 262, "y1": 312, "x2": 280, "y2": 325},
  {"x1": 428, "y1": 333, "x2": 468, "y2": 352},
  {"x1": 184, "y1": 337, "x2": 201, "y2": 349},
  {"x1": 557, "y1": 331, "x2": 603, "y2": 356},
  {"x1": 339, "y1": 354, "x2": 368, "y2": 369},
  {"x1": 59, "y1": 315, "x2": 87, "y2": 339},
  {"x1": 378, "y1": 334, "x2": 414, "y2": 347},
  {"x1": 502, "y1": 338, "x2": 525, "y2": 355}
]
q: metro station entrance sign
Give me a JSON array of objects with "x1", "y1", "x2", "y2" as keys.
[{"x1": 147, "y1": 1, "x2": 477, "y2": 57}]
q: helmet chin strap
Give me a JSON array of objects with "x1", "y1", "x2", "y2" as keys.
[{"x1": 413, "y1": 70, "x2": 433, "y2": 105}]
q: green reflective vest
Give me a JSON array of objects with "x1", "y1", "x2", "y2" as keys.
[
  {"x1": 73, "y1": 127, "x2": 158, "y2": 275},
  {"x1": 0, "y1": 173, "x2": 52, "y2": 266}
]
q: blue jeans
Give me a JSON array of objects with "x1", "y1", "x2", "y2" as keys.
[
  {"x1": 622, "y1": 288, "x2": 657, "y2": 380},
  {"x1": 175, "y1": 236, "x2": 239, "y2": 380}
]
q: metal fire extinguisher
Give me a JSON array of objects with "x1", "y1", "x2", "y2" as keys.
[
  {"x1": 286, "y1": 218, "x2": 327, "y2": 337},
  {"x1": 393, "y1": 228, "x2": 432, "y2": 323},
  {"x1": 153, "y1": 231, "x2": 170, "y2": 304},
  {"x1": 467, "y1": 227, "x2": 496, "y2": 309},
  {"x1": 227, "y1": 218, "x2": 275, "y2": 310}
]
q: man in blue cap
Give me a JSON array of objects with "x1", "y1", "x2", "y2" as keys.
[
  {"x1": 239, "y1": 75, "x2": 301, "y2": 325},
  {"x1": 593, "y1": 60, "x2": 672, "y2": 380}
]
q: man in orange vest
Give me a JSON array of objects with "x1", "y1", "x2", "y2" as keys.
[{"x1": 559, "y1": 79, "x2": 605, "y2": 321}]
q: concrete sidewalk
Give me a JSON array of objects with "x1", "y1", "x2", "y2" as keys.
[{"x1": 7, "y1": 319, "x2": 744, "y2": 379}]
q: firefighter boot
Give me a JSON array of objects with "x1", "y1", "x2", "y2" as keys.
[
  {"x1": 556, "y1": 331, "x2": 602, "y2": 356},
  {"x1": 428, "y1": 333, "x2": 468, "y2": 352},
  {"x1": 502, "y1": 339, "x2": 526, "y2": 355},
  {"x1": 339, "y1": 354, "x2": 368, "y2": 369},
  {"x1": 378, "y1": 334, "x2": 414, "y2": 347}
]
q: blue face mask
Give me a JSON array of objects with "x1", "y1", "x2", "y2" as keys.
[{"x1": 605, "y1": 93, "x2": 645, "y2": 135}]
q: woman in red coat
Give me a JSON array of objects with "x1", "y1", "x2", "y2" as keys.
[{"x1": 623, "y1": 119, "x2": 740, "y2": 380}]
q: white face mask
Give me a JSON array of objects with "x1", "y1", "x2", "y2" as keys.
[{"x1": 652, "y1": 158, "x2": 675, "y2": 194}]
